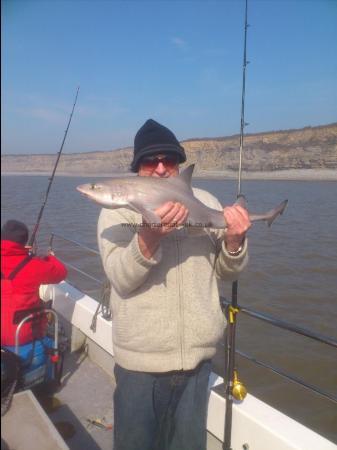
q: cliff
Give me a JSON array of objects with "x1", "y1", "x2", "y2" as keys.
[{"x1": 2, "y1": 123, "x2": 336, "y2": 176}]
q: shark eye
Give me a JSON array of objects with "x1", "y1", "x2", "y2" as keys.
[{"x1": 90, "y1": 183, "x2": 102, "y2": 190}]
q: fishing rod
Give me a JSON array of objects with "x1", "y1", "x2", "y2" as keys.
[
  {"x1": 223, "y1": 1, "x2": 249, "y2": 449},
  {"x1": 237, "y1": 0, "x2": 249, "y2": 198},
  {"x1": 28, "y1": 87, "x2": 80, "y2": 250}
]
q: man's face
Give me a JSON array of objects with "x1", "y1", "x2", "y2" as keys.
[{"x1": 138, "y1": 153, "x2": 179, "y2": 178}]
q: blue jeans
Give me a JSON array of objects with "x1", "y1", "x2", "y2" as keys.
[{"x1": 113, "y1": 360, "x2": 211, "y2": 450}]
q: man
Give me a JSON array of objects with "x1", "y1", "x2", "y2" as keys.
[
  {"x1": 1, "y1": 220, "x2": 67, "y2": 347},
  {"x1": 97, "y1": 119, "x2": 251, "y2": 450}
]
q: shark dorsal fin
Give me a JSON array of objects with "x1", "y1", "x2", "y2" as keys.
[
  {"x1": 235, "y1": 194, "x2": 247, "y2": 209},
  {"x1": 166, "y1": 164, "x2": 194, "y2": 192},
  {"x1": 178, "y1": 164, "x2": 194, "y2": 186}
]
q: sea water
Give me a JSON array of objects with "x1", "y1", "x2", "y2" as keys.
[{"x1": 1, "y1": 175, "x2": 337, "y2": 442}]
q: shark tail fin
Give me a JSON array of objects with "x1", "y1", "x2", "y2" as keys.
[
  {"x1": 250, "y1": 199, "x2": 288, "y2": 227},
  {"x1": 267, "y1": 200, "x2": 288, "y2": 227},
  {"x1": 266, "y1": 199, "x2": 288, "y2": 227}
]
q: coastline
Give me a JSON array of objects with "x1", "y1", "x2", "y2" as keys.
[
  {"x1": 1, "y1": 168, "x2": 336, "y2": 181},
  {"x1": 195, "y1": 168, "x2": 337, "y2": 181}
]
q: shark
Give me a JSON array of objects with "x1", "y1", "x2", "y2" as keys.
[{"x1": 76, "y1": 164, "x2": 288, "y2": 228}]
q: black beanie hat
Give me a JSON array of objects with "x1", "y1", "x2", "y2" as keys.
[
  {"x1": 1, "y1": 220, "x2": 29, "y2": 245},
  {"x1": 131, "y1": 119, "x2": 186, "y2": 172}
]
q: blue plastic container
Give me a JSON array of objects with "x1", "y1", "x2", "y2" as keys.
[{"x1": 4, "y1": 336, "x2": 55, "y2": 389}]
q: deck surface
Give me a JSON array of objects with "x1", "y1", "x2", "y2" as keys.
[
  {"x1": 1, "y1": 390, "x2": 69, "y2": 450},
  {"x1": 33, "y1": 350, "x2": 222, "y2": 450},
  {"x1": 37, "y1": 350, "x2": 115, "y2": 450}
]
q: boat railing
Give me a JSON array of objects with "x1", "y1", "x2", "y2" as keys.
[
  {"x1": 49, "y1": 232, "x2": 337, "y2": 405},
  {"x1": 220, "y1": 297, "x2": 337, "y2": 404},
  {"x1": 49, "y1": 232, "x2": 103, "y2": 285}
]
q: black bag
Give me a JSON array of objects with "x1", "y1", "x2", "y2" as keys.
[{"x1": 1, "y1": 348, "x2": 21, "y2": 416}]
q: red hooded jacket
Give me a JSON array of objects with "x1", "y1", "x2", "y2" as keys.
[{"x1": 1, "y1": 240, "x2": 67, "y2": 346}]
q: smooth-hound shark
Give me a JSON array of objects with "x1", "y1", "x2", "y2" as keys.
[{"x1": 76, "y1": 165, "x2": 288, "y2": 228}]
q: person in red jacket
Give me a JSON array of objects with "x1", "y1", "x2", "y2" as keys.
[{"x1": 1, "y1": 220, "x2": 67, "y2": 347}]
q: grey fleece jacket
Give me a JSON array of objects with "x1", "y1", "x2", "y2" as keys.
[{"x1": 97, "y1": 187, "x2": 248, "y2": 372}]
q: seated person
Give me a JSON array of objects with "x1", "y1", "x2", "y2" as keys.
[{"x1": 1, "y1": 220, "x2": 67, "y2": 357}]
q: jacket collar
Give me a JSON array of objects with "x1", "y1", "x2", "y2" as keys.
[{"x1": 1, "y1": 240, "x2": 29, "y2": 257}]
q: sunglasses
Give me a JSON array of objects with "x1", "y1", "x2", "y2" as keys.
[{"x1": 140, "y1": 154, "x2": 179, "y2": 170}]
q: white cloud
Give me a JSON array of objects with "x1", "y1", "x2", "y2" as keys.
[
  {"x1": 13, "y1": 106, "x2": 66, "y2": 124},
  {"x1": 171, "y1": 37, "x2": 188, "y2": 50}
]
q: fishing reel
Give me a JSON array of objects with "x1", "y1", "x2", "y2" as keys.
[{"x1": 232, "y1": 369, "x2": 247, "y2": 401}]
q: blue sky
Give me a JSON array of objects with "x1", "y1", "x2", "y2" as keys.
[{"x1": 2, "y1": 0, "x2": 337, "y2": 155}]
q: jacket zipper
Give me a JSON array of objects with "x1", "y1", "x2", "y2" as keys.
[{"x1": 175, "y1": 234, "x2": 184, "y2": 368}]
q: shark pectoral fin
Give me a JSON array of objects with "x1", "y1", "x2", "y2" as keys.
[
  {"x1": 204, "y1": 228, "x2": 217, "y2": 246},
  {"x1": 129, "y1": 202, "x2": 161, "y2": 226},
  {"x1": 249, "y1": 199, "x2": 288, "y2": 227}
]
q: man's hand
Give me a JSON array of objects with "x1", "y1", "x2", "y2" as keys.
[
  {"x1": 138, "y1": 202, "x2": 189, "y2": 259},
  {"x1": 150, "y1": 201, "x2": 189, "y2": 235},
  {"x1": 25, "y1": 244, "x2": 36, "y2": 255},
  {"x1": 223, "y1": 204, "x2": 251, "y2": 253}
]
